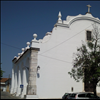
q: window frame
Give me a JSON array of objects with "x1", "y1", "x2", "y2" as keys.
[{"x1": 86, "y1": 30, "x2": 92, "y2": 41}]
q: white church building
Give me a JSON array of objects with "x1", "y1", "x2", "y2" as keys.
[{"x1": 10, "y1": 5, "x2": 100, "y2": 99}]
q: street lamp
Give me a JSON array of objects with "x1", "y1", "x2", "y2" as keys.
[{"x1": 37, "y1": 66, "x2": 40, "y2": 71}]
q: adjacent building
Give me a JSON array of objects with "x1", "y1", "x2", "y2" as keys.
[{"x1": 1, "y1": 78, "x2": 11, "y2": 92}]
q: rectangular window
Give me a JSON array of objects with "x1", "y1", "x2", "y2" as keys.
[{"x1": 86, "y1": 31, "x2": 91, "y2": 41}]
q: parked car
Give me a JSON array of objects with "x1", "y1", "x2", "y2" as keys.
[
  {"x1": 67, "y1": 93, "x2": 77, "y2": 99},
  {"x1": 62, "y1": 93, "x2": 72, "y2": 99},
  {"x1": 67, "y1": 92, "x2": 100, "y2": 99}
]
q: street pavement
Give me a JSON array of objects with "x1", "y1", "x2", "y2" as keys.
[{"x1": 1, "y1": 91, "x2": 23, "y2": 99}]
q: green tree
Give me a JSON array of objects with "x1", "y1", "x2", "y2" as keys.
[{"x1": 68, "y1": 23, "x2": 100, "y2": 96}]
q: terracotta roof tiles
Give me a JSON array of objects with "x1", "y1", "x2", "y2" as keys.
[{"x1": 0, "y1": 78, "x2": 11, "y2": 82}]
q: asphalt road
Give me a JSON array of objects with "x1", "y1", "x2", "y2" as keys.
[{"x1": 1, "y1": 91, "x2": 23, "y2": 99}]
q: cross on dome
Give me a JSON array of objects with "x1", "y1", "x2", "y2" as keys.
[{"x1": 87, "y1": 4, "x2": 91, "y2": 13}]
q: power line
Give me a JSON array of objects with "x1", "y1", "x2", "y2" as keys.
[
  {"x1": 1, "y1": 25, "x2": 92, "y2": 52},
  {"x1": 1, "y1": 43, "x2": 72, "y2": 64},
  {"x1": 37, "y1": 25, "x2": 92, "y2": 63},
  {"x1": 1, "y1": 43, "x2": 72, "y2": 63},
  {"x1": 39, "y1": 25, "x2": 92, "y2": 55},
  {"x1": 1, "y1": 42, "x2": 21, "y2": 50},
  {"x1": 1, "y1": 25, "x2": 92, "y2": 64},
  {"x1": 39, "y1": 54, "x2": 72, "y2": 64}
]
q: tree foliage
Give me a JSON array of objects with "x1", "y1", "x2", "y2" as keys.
[{"x1": 68, "y1": 23, "x2": 100, "y2": 95}]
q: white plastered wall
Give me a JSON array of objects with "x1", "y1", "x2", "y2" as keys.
[{"x1": 37, "y1": 19, "x2": 100, "y2": 98}]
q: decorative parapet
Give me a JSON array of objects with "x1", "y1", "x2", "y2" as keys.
[
  {"x1": 12, "y1": 42, "x2": 30, "y2": 63},
  {"x1": 12, "y1": 56, "x2": 17, "y2": 62},
  {"x1": 17, "y1": 53, "x2": 21, "y2": 59},
  {"x1": 31, "y1": 34, "x2": 40, "y2": 48},
  {"x1": 38, "y1": 39, "x2": 42, "y2": 43},
  {"x1": 25, "y1": 42, "x2": 30, "y2": 51},
  {"x1": 46, "y1": 32, "x2": 52, "y2": 36},
  {"x1": 54, "y1": 13, "x2": 100, "y2": 28},
  {"x1": 12, "y1": 33, "x2": 41, "y2": 63},
  {"x1": 57, "y1": 11, "x2": 62, "y2": 24},
  {"x1": 21, "y1": 48, "x2": 25, "y2": 55}
]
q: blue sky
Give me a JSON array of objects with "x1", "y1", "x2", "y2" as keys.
[{"x1": 1, "y1": 1, "x2": 100, "y2": 78}]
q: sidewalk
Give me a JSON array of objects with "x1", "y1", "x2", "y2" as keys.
[{"x1": 1, "y1": 91, "x2": 23, "y2": 99}]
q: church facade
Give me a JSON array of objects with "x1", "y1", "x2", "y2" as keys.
[{"x1": 10, "y1": 6, "x2": 100, "y2": 99}]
